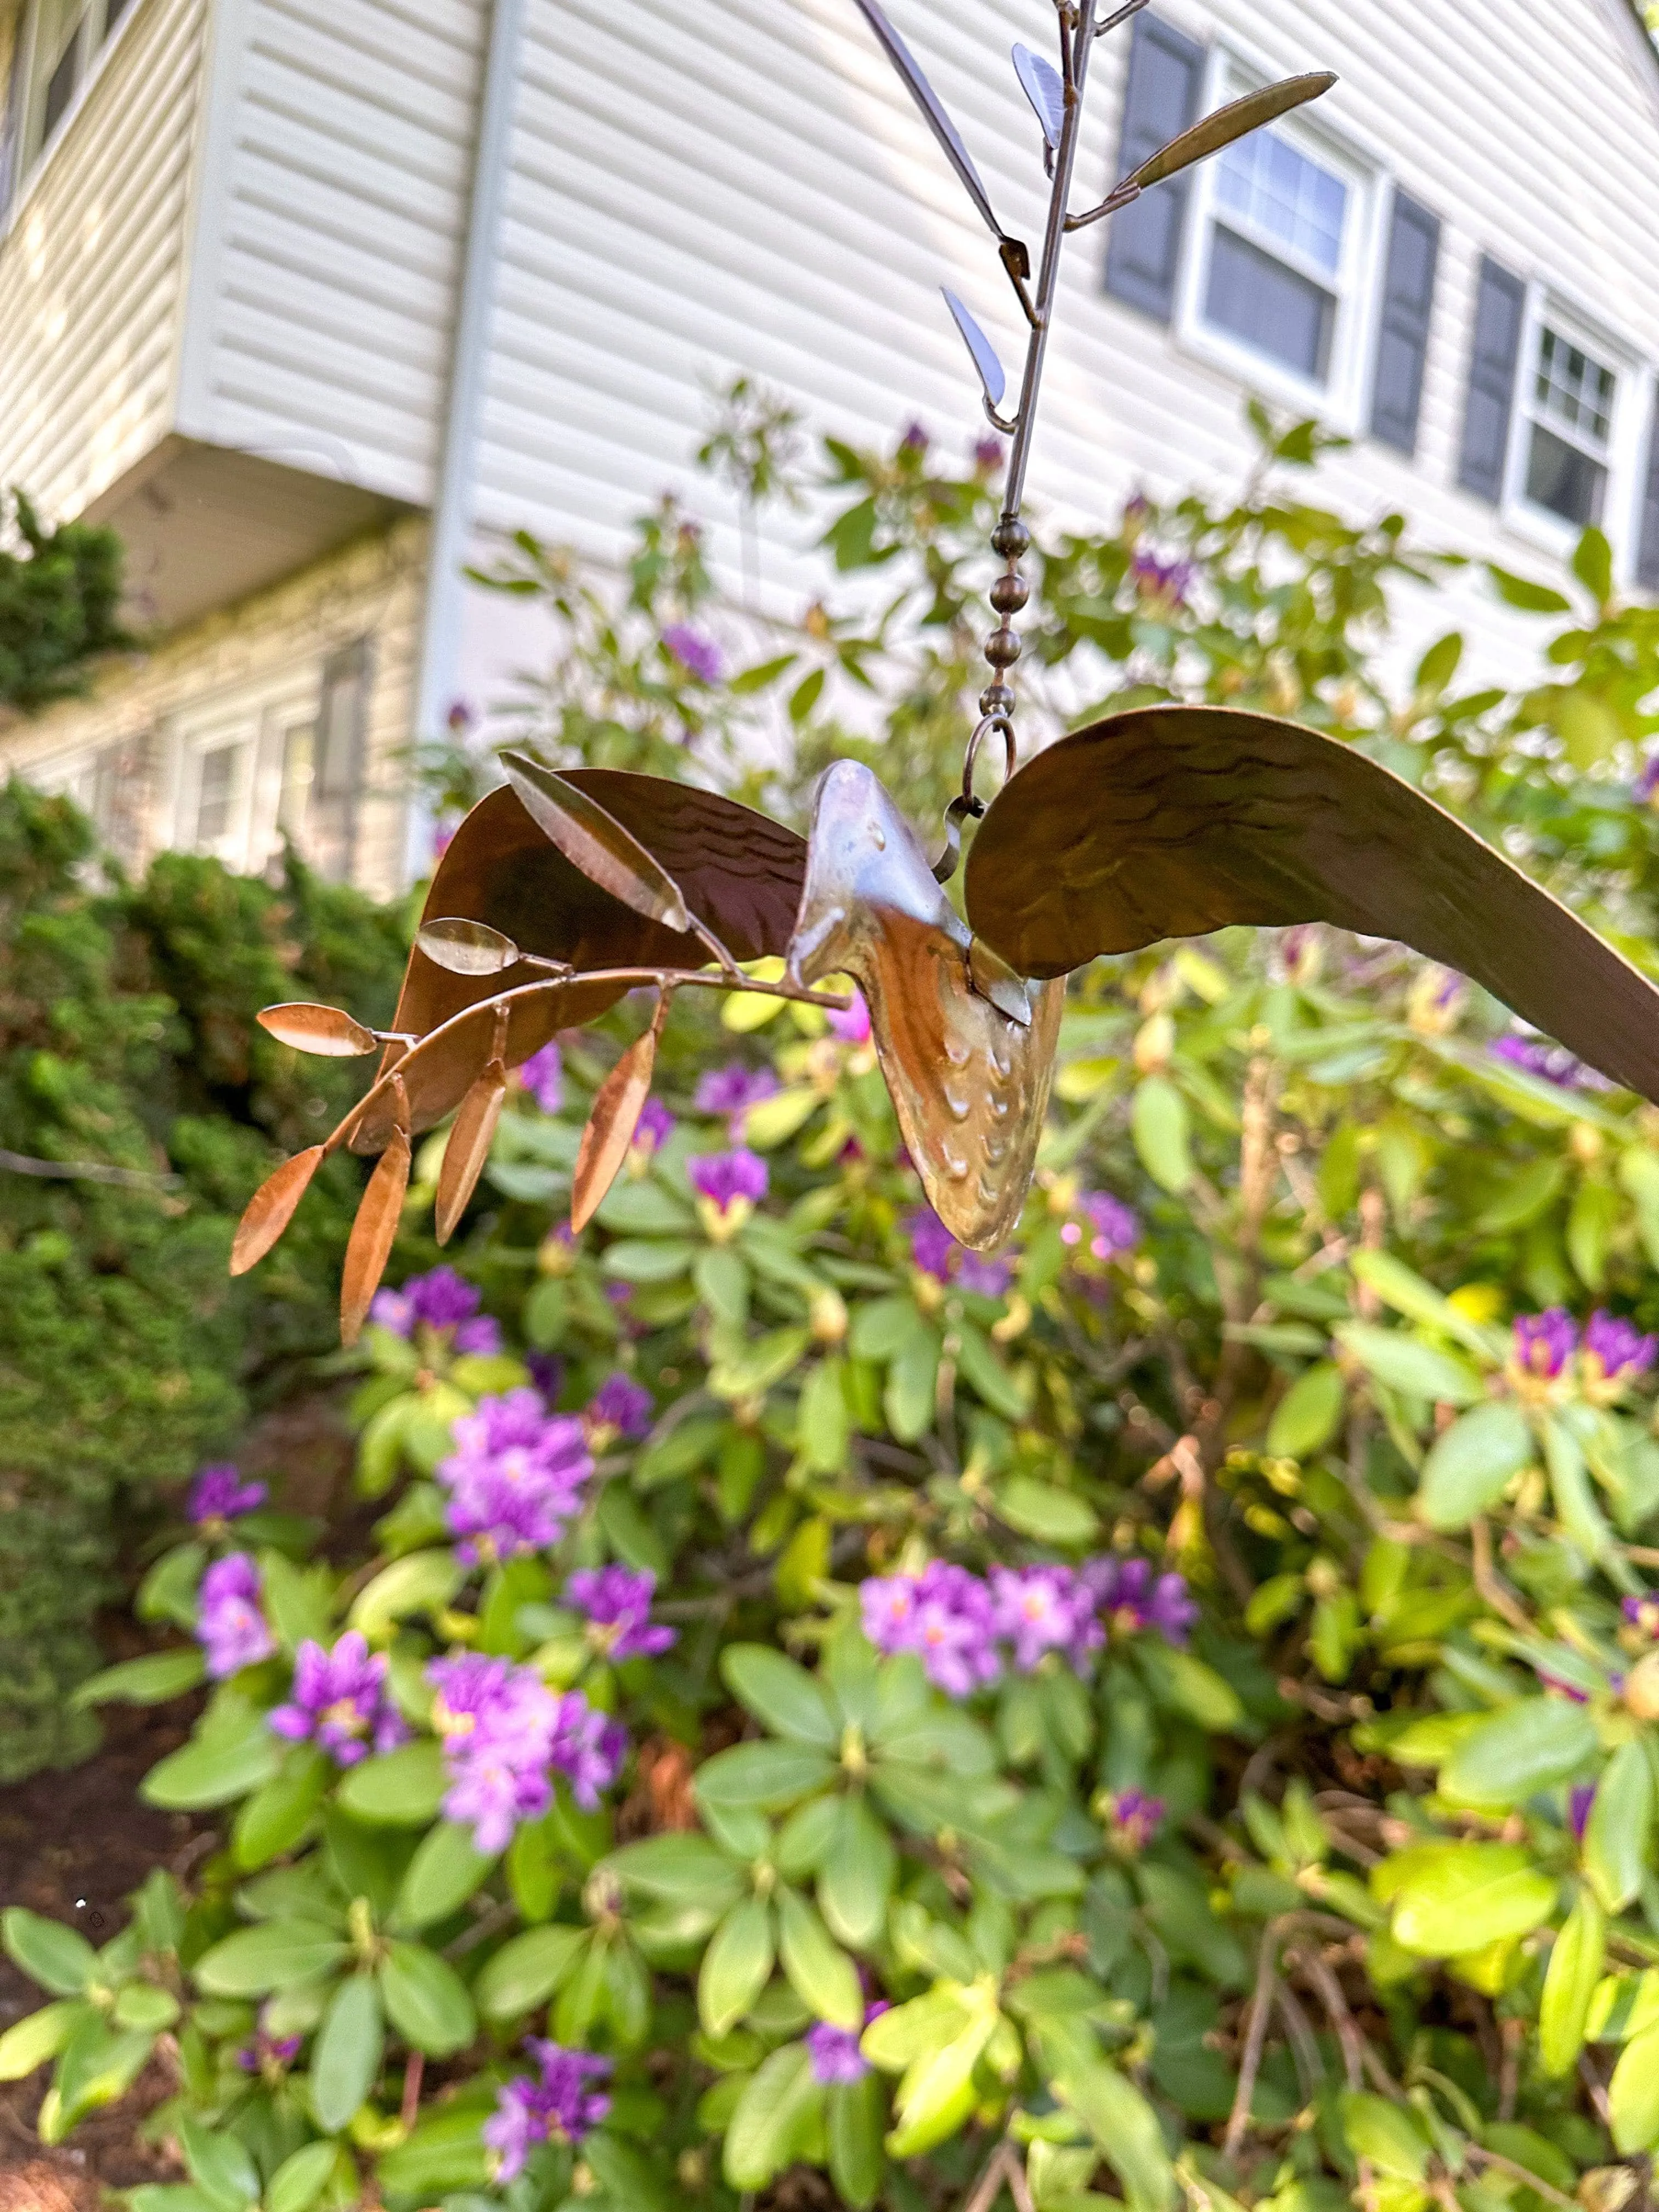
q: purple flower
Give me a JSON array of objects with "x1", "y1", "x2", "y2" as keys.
[
  {"x1": 550, "y1": 1691, "x2": 629, "y2": 1809},
  {"x1": 1489, "y1": 1036, "x2": 1594, "y2": 1091},
  {"x1": 1584, "y1": 1312, "x2": 1658, "y2": 1389},
  {"x1": 370, "y1": 1266, "x2": 502, "y2": 1358},
  {"x1": 906, "y1": 1207, "x2": 1012, "y2": 1299},
  {"x1": 687, "y1": 1148, "x2": 769, "y2": 1214},
  {"x1": 972, "y1": 435, "x2": 1005, "y2": 475},
  {"x1": 695, "y1": 1063, "x2": 781, "y2": 1124},
  {"x1": 1514, "y1": 1309, "x2": 1578, "y2": 1381},
  {"x1": 566, "y1": 1565, "x2": 676, "y2": 1660},
  {"x1": 1103, "y1": 1788, "x2": 1165, "y2": 1854},
  {"x1": 484, "y1": 2041, "x2": 612, "y2": 2182},
  {"x1": 861, "y1": 1561, "x2": 1001, "y2": 1700},
  {"x1": 1122, "y1": 492, "x2": 1152, "y2": 529},
  {"x1": 632, "y1": 1098, "x2": 676, "y2": 1159},
  {"x1": 428, "y1": 1654, "x2": 561, "y2": 1853},
  {"x1": 828, "y1": 991, "x2": 872, "y2": 1045},
  {"x1": 1130, "y1": 548, "x2": 1194, "y2": 608},
  {"x1": 1623, "y1": 1594, "x2": 1659, "y2": 1640},
  {"x1": 268, "y1": 1632, "x2": 408, "y2": 1767},
  {"x1": 1569, "y1": 1785, "x2": 1597, "y2": 1844},
  {"x1": 527, "y1": 1351, "x2": 565, "y2": 1404},
  {"x1": 663, "y1": 625, "x2": 724, "y2": 686},
  {"x1": 900, "y1": 420, "x2": 930, "y2": 453},
  {"x1": 196, "y1": 1554, "x2": 275, "y2": 1679},
  {"x1": 236, "y1": 2028, "x2": 302, "y2": 2075},
  {"x1": 807, "y1": 2020, "x2": 871, "y2": 2085},
  {"x1": 990, "y1": 1565, "x2": 1103, "y2": 1674},
  {"x1": 187, "y1": 1464, "x2": 267, "y2": 1527},
  {"x1": 1637, "y1": 753, "x2": 1659, "y2": 804},
  {"x1": 520, "y1": 1042, "x2": 563, "y2": 1115},
  {"x1": 1061, "y1": 1192, "x2": 1139, "y2": 1265},
  {"x1": 1084, "y1": 1556, "x2": 1198, "y2": 1647},
  {"x1": 584, "y1": 1373, "x2": 653, "y2": 1443},
  {"x1": 437, "y1": 1390, "x2": 594, "y2": 1565}
]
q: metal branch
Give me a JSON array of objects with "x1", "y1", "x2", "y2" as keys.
[{"x1": 0, "y1": 1145, "x2": 182, "y2": 1190}]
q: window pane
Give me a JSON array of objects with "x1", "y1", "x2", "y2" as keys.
[
  {"x1": 1526, "y1": 422, "x2": 1607, "y2": 527},
  {"x1": 1214, "y1": 126, "x2": 1346, "y2": 275},
  {"x1": 42, "y1": 27, "x2": 80, "y2": 140},
  {"x1": 1205, "y1": 225, "x2": 1335, "y2": 382},
  {"x1": 194, "y1": 742, "x2": 245, "y2": 848},
  {"x1": 1534, "y1": 326, "x2": 1615, "y2": 448},
  {"x1": 278, "y1": 721, "x2": 316, "y2": 842}
]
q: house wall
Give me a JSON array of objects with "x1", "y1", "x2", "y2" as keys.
[
  {"x1": 0, "y1": 0, "x2": 208, "y2": 524},
  {"x1": 173, "y1": 0, "x2": 489, "y2": 506},
  {"x1": 5, "y1": 520, "x2": 427, "y2": 899},
  {"x1": 459, "y1": 0, "x2": 1659, "y2": 702}
]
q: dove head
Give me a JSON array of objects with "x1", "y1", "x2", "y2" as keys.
[{"x1": 786, "y1": 758, "x2": 1063, "y2": 1251}]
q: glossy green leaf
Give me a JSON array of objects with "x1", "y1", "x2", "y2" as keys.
[
  {"x1": 606, "y1": 1833, "x2": 747, "y2": 1913},
  {"x1": 2, "y1": 1908, "x2": 97, "y2": 1996},
  {"x1": 193, "y1": 1919, "x2": 349, "y2": 1997},
  {"x1": 0, "y1": 1999, "x2": 88, "y2": 2079},
  {"x1": 392, "y1": 1821, "x2": 496, "y2": 1932},
  {"x1": 348, "y1": 1549, "x2": 463, "y2": 1639},
  {"x1": 1418, "y1": 1401, "x2": 1534, "y2": 1530},
  {"x1": 694, "y1": 1740, "x2": 836, "y2": 1812},
  {"x1": 475, "y1": 1923, "x2": 588, "y2": 2020},
  {"x1": 1438, "y1": 1699, "x2": 1597, "y2": 1810},
  {"x1": 1539, "y1": 1889, "x2": 1605, "y2": 2078},
  {"x1": 1389, "y1": 1844, "x2": 1556, "y2": 1957},
  {"x1": 1334, "y1": 1323, "x2": 1482, "y2": 1406},
  {"x1": 1339, "y1": 2091, "x2": 1430, "y2": 2181},
  {"x1": 1266, "y1": 1361, "x2": 1346, "y2": 1458},
  {"x1": 721, "y1": 1644, "x2": 839, "y2": 1746},
  {"x1": 1584, "y1": 1740, "x2": 1653, "y2": 1912},
  {"x1": 377, "y1": 1938, "x2": 477, "y2": 2056},
  {"x1": 776, "y1": 1886, "x2": 863, "y2": 2029},
  {"x1": 266, "y1": 2142, "x2": 341, "y2": 2212},
  {"x1": 311, "y1": 1974, "x2": 383, "y2": 2132},
  {"x1": 335, "y1": 1740, "x2": 448, "y2": 1826},
  {"x1": 817, "y1": 1795, "x2": 896, "y2": 1951},
  {"x1": 698, "y1": 1896, "x2": 775, "y2": 2037},
  {"x1": 1050, "y1": 2055, "x2": 1175, "y2": 2212},
  {"x1": 70, "y1": 1647, "x2": 207, "y2": 1709},
  {"x1": 724, "y1": 2041, "x2": 822, "y2": 2191},
  {"x1": 828, "y1": 2072, "x2": 886, "y2": 2209},
  {"x1": 1132, "y1": 1076, "x2": 1193, "y2": 1193},
  {"x1": 141, "y1": 1710, "x2": 281, "y2": 1811}
]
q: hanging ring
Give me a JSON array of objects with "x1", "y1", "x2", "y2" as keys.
[{"x1": 932, "y1": 714, "x2": 1018, "y2": 884}]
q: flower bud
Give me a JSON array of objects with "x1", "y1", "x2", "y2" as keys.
[
  {"x1": 1134, "y1": 1012, "x2": 1175, "y2": 1074},
  {"x1": 809, "y1": 1288, "x2": 849, "y2": 1344},
  {"x1": 1624, "y1": 1651, "x2": 1659, "y2": 1722},
  {"x1": 1570, "y1": 1122, "x2": 1605, "y2": 1169}
]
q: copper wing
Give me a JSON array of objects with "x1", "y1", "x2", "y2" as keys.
[
  {"x1": 353, "y1": 770, "x2": 809, "y2": 1150},
  {"x1": 963, "y1": 703, "x2": 1659, "y2": 1105}
]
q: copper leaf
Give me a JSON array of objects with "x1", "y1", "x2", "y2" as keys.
[
  {"x1": 230, "y1": 1147, "x2": 327, "y2": 1277},
  {"x1": 436, "y1": 1068, "x2": 509, "y2": 1246},
  {"x1": 503, "y1": 753, "x2": 693, "y2": 934},
  {"x1": 341, "y1": 1128, "x2": 412, "y2": 1346},
  {"x1": 417, "y1": 918, "x2": 522, "y2": 975},
  {"x1": 257, "y1": 1003, "x2": 379, "y2": 1057},
  {"x1": 571, "y1": 1029, "x2": 659, "y2": 1234},
  {"x1": 1123, "y1": 72, "x2": 1336, "y2": 191}
]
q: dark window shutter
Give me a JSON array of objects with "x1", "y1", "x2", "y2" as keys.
[
  {"x1": 1638, "y1": 385, "x2": 1659, "y2": 594},
  {"x1": 1104, "y1": 13, "x2": 1205, "y2": 323},
  {"x1": 1458, "y1": 254, "x2": 1526, "y2": 503},
  {"x1": 1369, "y1": 189, "x2": 1441, "y2": 455}
]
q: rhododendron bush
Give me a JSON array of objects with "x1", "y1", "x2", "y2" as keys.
[{"x1": 8, "y1": 408, "x2": 1659, "y2": 2210}]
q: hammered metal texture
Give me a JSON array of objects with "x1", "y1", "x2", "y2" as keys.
[
  {"x1": 964, "y1": 704, "x2": 1659, "y2": 1104},
  {"x1": 788, "y1": 760, "x2": 1062, "y2": 1249}
]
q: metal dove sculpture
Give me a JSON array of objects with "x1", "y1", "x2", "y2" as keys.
[{"x1": 233, "y1": 0, "x2": 1659, "y2": 1341}]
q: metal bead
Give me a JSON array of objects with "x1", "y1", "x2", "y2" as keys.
[
  {"x1": 990, "y1": 518, "x2": 1031, "y2": 558},
  {"x1": 984, "y1": 625, "x2": 1023, "y2": 669},
  {"x1": 989, "y1": 572, "x2": 1030, "y2": 616},
  {"x1": 979, "y1": 683, "x2": 1015, "y2": 718}
]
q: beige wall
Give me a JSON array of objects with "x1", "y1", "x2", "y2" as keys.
[{"x1": 0, "y1": 519, "x2": 429, "y2": 901}]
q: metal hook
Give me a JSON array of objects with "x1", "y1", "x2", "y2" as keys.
[{"x1": 932, "y1": 714, "x2": 1017, "y2": 883}]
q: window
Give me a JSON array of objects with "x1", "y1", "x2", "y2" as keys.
[
  {"x1": 192, "y1": 740, "x2": 249, "y2": 856},
  {"x1": 1522, "y1": 325, "x2": 1615, "y2": 528},
  {"x1": 0, "y1": 0, "x2": 135, "y2": 218},
  {"x1": 276, "y1": 719, "x2": 317, "y2": 844}
]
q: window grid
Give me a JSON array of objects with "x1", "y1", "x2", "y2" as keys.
[
  {"x1": 1534, "y1": 327, "x2": 1614, "y2": 452},
  {"x1": 1214, "y1": 128, "x2": 1347, "y2": 279}
]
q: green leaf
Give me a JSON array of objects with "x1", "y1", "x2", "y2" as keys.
[
  {"x1": 311, "y1": 1974, "x2": 383, "y2": 2132},
  {"x1": 698, "y1": 1896, "x2": 775, "y2": 2037},
  {"x1": 193, "y1": 1919, "x2": 349, "y2": 1997},
  {"x1": 475, "y1": 1924, "x2": 588, "y2": 2020},
  {"x1": 232, "y1": 1747, "x2": 332, "y2": 1871},
  {"x1": 1389, "y1": 1843, "x2": 1556, "y2": 1957},
  {"x1": 266, "y1": 2142, "x2": 341, "y2": 2212},
  {"x1": 390, "y1": 1820, "x2": 497, "y2": 1934},
  {"x1": 695, "y1": 1741, "x2": 836, "y2": 1813},
  {"x1": 377, "y1": 1938, "x2": 477, "y2": 2056},
  {"x1": 142, "y1": 1711, "x2": 281, "y2": 1811},
  {"x1": 70, "y1": 1647, "x2": 206, "y2": 1709},
  {"x1": 2, "y1": 1908, "x2": 97, "y2": 1996},
  {"x1": 850, "y1": 1296, "x2": 927, "y2": 1362},
  {"x1": 1539, "y1": 1889, "x2": 1605, "y2": 2079},
  {"x1": 1438, "y1": 1699, "x2": 1597, "y2": 1810},
  {"x1": 993, "y1": 1476, "x2": 1099, "y2": 1546},
  {"x1": 797, "y1": 1356, "x2": 851, "y2": 1472},
  {"x1": 955, "y1": 1324, "x2": 1028, "y2": 1420},
  {"x1": 887, "y1": 2002, "x2": 997, "y2": 2160},
  {"x1": 1488, "y1": 564, "x2": 1572, "y2": 614},
  {"x1": 336, "y1": 1740, "x2": 447, "y2": 1826},
  {"x1": 1418, "y1": 1401, "x2": 1534, "y2": 1530},
  {"x1": 603, "y1": 1238, "x2": 699, "y2": 1284},
  {"x1": 828, "y1": 2072, "x2": 886, "y2": 2209},
  {"x1": 776, "y1": 1887, "x2": 862, "y2": 2029},
  {"x1": 113, "y1": 1983, "x2": 180, "y2": 2032},
  {"x1": 606, "y1": 1833, "x2": 747, "y2": 1914},
  {"x1": 0, "y1": 1999, "x2": 88, "y2": 2079},
  {"x1": 1350, "y1": 1250, "x2": 1502, "y2": 1357},
  {"x1": 817, "y1": 1796, "x2": 896, "y2": 1951},
  {"x1": 1132, "y1": 1076, "x2": 1192, "y2": 1194},
  {"x1": 721, "y1": 1645, "x2": 839, "y2": 1747},
  {"x1": 1266, "y1": 1362, "x2": 1346, "y2": 1458},
  {"x1": 179, "y1": 2112, "x2": 262, "y2": 2208},
  {"x1": 724, "y1": 2041, "x2": 822, "y2": 2191},
  {"x1": 1334, "y1": 1324, "x2": 1482, "y2": 1407},
  {"x1": 1134, "y1": 1642, "x2": 1245, "y2": 1732},
  {"x1": 1050, "y1": 2056, "x2": 1175, "y2": 2212},
  {"x1": 349, "y1": 1549, "x2": 463, "y2": 1639},
  {"x1": 709, "y1": 1325, "x2": 812, "y2": 1401},
  {"x1": 1610, "y1": 2025, "x2": 1659, "y2": 2153},
  {"x1": 1572, "y1": 526, "x2": 1615, "y2": 606},
  {"x1": 1339, "y1": 2091, "x2": 1430, "y2": 2181},
  {"x1": 53, "y1": 2016, "x2": 155, "y2": 2127},
  {"x1": 1584, "y1": 1740, "x2": 1654, "y2": 1912},
  {"x1": 884, "y1": 1325, "x2": 941, "y2": 1443}
]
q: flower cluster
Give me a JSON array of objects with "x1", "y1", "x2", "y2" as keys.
[
  {"x1": 428, "y1": 1654, "x2": 626, "y2": 1853},
  {"x1": 688, "y1": 1147, "x2": 768, "y2": 1234},
  {"x1": 437, "y1": 1390, "x2": 593, "y2": 1564},
  {"x1": 632, "y1": 1098, "x2": 676, "y2": 1160},
  {"x1": 520, "y1": 1041, "x2": 563, "y2": 1115},
  {"x1": 370, "y1": 1266, "x2": 501, "y2": 1357},
  {"x1": 663, "y1": 624, "x2": 724, "y2": 686},
  {"x1": 1489, "y1": 1036, "x2": 1603, "y2": 1092},
  {"x1": 1511, "y1": 1308, "x2": 1657, "y2": 1396},
  {"x1": 583, "y1": 1373, "x2": 653, "y2": 1445},
  {"x1": 484, "y1": 2039, "x2": 613, "y2": 2182},
  {"x1": 1060, "y1": 1190, "x2": 1139, "y2": 1265},
  {"x1": 567, "y1": 1565, "x2": 676, "y2": 1660},
  {"x1": 862, "y1": 1554, "x2": 1195, "y2": 1696},
  {"x1": 187, "y1": 1464, "x2": 267, "y2": 1527},
  {"x1": 805, "y1": 2001, "x2": 888, "y2": 2086},
  {"x1": 196, "y1": 1554, "x2": 275, "y2": 1679},
  {"x1": 907, "y1": 1207, "x2": 1012, "y2": 1300},
  {"x1": 827, "y1": 990, "x2": 872, "y2": 1046},
  {"x1": 1101, "y1": 1788, "x2": 1166, "y2": 1854},
  {"x1": 1130, "y1": 547, "x2": 1195, "y2": 608},
  {"x1": 694, "y1": 1062, "x2": 780, "y2": 1126},
  {"x1": 268, "y1": 1632, "x2": 408, "y2": 1766}
]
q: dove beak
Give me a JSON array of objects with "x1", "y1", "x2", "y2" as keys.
[{"x1": 785, "y1": 899, "x2": 849, "y2": 995}]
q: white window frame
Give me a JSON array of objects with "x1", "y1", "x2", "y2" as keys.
[
  {"x1": 1173, "y1": 44, "x2": 1385, "y2": 436},
  {"x1": 0, "y1": 0, "x2": 143, "y2": 238},
  {"x1": 160, "y1": 664, "x2": 326, "y2": 878},
  {"x1": 1501, "y1": 285, "x2": 1647, "y2": 573}
]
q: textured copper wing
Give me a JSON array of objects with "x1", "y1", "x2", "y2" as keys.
[
  {"x1": 964, "y1": 704, "x2": 1659, "y2": 1104},
  {"x1": 354, "y1": 771, "x2": 808, "y2": 1150},
  {"x1": 787, "y1": 760, "x2": 1062, "y2": 1249}
]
